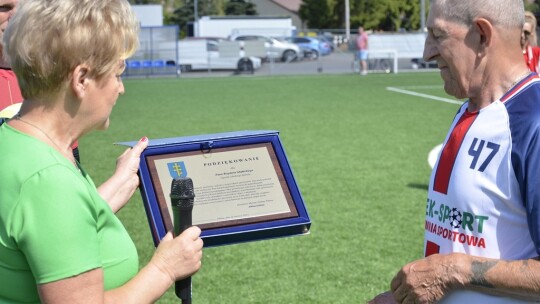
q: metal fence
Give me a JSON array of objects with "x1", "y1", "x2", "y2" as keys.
[
  {"x1": 124, "y1": 29, "x2": 433, "y2": 78},
  {"x1": 125, "y1": 26, "x2": 180, "y2": 77}
]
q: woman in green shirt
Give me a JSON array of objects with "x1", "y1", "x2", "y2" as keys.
[{"x1": 0, "y1": 0, "x2": 203, "y2": 303}]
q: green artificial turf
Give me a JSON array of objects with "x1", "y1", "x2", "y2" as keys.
[{"x1": 80, "y1": 72, "x2": 460, "y2": 303}]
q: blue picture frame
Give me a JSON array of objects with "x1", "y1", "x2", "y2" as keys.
[{"x1": 118, "y1": 130, "x2": 311, "y2": 247}]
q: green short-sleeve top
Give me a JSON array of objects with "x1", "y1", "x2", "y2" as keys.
[{"x1": 0, "y1": 123, "x2": 138, "y2": 303}]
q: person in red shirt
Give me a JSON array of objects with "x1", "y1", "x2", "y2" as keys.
[
  {"x1": 0, "y1": 0, "x2": 23, "y2": 114},
  {"x1": 522, "y1": 11, "x2": 540, "y2": 73},
  {"x1": 1, "y1": 0, "x2": 142, "y2": 206},
  {"x1": 0, "y1": 67, "x2": 22, "y2": 116},
  {"x1": 355, "y1": 26, "x2": 369, "y2": 75},
  {"x1": 0, "y1": 0, "x2": 83, "y2": 160}
]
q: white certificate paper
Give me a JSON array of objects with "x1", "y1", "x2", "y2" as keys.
[{"x1": 152, "y1": 145, "x2": 293, "y2": 226}]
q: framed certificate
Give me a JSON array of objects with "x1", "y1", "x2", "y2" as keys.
[{"x1": 118, "y1": 130, "x2": 311, "y2": 247}]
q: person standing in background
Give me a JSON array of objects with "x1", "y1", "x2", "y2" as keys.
[
  {"x1": 0, "y1": 0, "x2": 22, "y2": 117},
  {"x1": 524, "y1": 11, "x2": 537, "y2": 46},
  {"x1": 356, "y1": 26, "x2": 369, "y2": 75},
  {"x1": 1, "y1": 0, "x2": 159, "y2": 220},
  {"x1": 522, "y1": 11, "x2": 540, "y2": 73},
  {"x1": 0, "y1": 0, "x2": 83, "y2": 161}
]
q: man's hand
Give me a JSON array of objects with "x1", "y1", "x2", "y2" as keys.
[
  {"x1": 368, "y1": 291, "x2": 396, "y2": 304},
  {"x1": 390, "y1": 253, "x2": 468, "y2": 304}
]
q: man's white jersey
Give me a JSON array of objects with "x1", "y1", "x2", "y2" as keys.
[{"x1": 424, "y1": 73, "x2": 540, "y2": 303}]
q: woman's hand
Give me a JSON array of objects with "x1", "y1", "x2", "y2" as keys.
[
  {"x1": 151, "y1": 227, "x2": 204, "y2": 282},
  {"x1": 98, "y1": 136, "x2": 148, "y2": 212}
]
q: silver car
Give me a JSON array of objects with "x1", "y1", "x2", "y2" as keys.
[{"x1": 232, "y1": 35, "x2": 302, "y2": 62}]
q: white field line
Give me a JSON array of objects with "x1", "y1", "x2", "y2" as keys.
[{"x1": 386, "y1": 86, "x2": 463, "y2": 105}]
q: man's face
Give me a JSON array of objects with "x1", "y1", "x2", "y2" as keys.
[
  {"x1": 423, "y1": 3, "x2": 478, "y2": 100},
  {"x1": 0, "y1": 0, "x2": 18, "y2": 39}
]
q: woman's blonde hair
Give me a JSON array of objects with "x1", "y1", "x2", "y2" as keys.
[
  {"x1": 524, "y1": 10, "x2": 537, "y2": 46},
  {"x1": 2, "y1": 0, "x2": 139, "y2": 99}
]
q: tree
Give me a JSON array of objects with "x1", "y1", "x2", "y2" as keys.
[
  {"x1": 347, "y1": 0, "x2": 421, "y2": 32},
  {"x1": 348, "y1": 0, "x2": 383, "y2": 30},
  {"x1": 163, "y1": 0, "x2": 185, "y2": 15},
  {"x1": 299, "y1": 0, "x2": 422, "y2": 32},
  {"x1": 525, "y1": 1, "x2": 540, "y2": 16},
  {"x1": 299, "y1": 0, "x2": 334, "y2": 29},
  {"x1": 224, "y1": 0, "x2": 258, "y2": 16},
  {"x1": 127, "y1": 0, "x2": 161, "y2": 4},
  {"x1": 169, "y1": 0, "x2": 222, "y2": 37},
  {"x1": 398, "y1": 0, "x2": 421, "y2": 31}
]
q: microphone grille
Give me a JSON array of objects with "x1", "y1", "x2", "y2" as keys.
[{"x1": 170, "y1": 177, "x2": 195, "y2": 207}]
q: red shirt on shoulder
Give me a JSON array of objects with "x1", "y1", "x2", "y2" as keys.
[
  {"x1": 0, "y1": 68, "x2": 79, "y2": 152},
  {"x1": 0, "y1": 68, "x2": 23, "y2": 111},
  {"x1": 523, "y1": 46, "x2": 540, "y2": 73}
]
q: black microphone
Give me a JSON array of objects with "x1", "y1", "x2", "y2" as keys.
[{"x1": 170, "y1": 177, "x2": 195, "y2": 304}]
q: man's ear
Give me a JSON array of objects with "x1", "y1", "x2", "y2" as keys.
[
  {"x1": 71, "y1": 64, "x2": 91, "y2": 99},
  {"x1": 474, "y1": 18, "x2": 493, "y2": 53}
]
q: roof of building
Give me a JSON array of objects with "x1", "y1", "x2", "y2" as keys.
[
  {"x1": 249, "y1": 0, "x2": 303, "y2": 29},
  {"x1": 271, "y1": 0, "x2": 301, "y2": 13}
]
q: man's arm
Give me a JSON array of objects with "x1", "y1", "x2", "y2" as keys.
[
  {"x1": 390, "y1": 253, "x2": 540, "y2": 303},
  {"x1": 466, "y1": 255, "x2": 540, "y2": 299}
]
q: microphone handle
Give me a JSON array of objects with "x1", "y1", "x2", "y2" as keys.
[
  {"x1": 173, "y1": 206, "x2": 192, "y2": 237},
  {"x1": 172, "y1": 205, "x2": 193, "y2": 303},
  {"x1": 177, "y1": 277, "x2": 191, "y2": 304}
]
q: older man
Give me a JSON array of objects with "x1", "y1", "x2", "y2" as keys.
[{"x1": 370, "y1": 0, "x2": 540, "y2": 303}]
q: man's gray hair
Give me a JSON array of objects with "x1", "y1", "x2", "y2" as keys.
[{"x1": 432, "y1": 0, "x2": 524, "y2": 28}]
